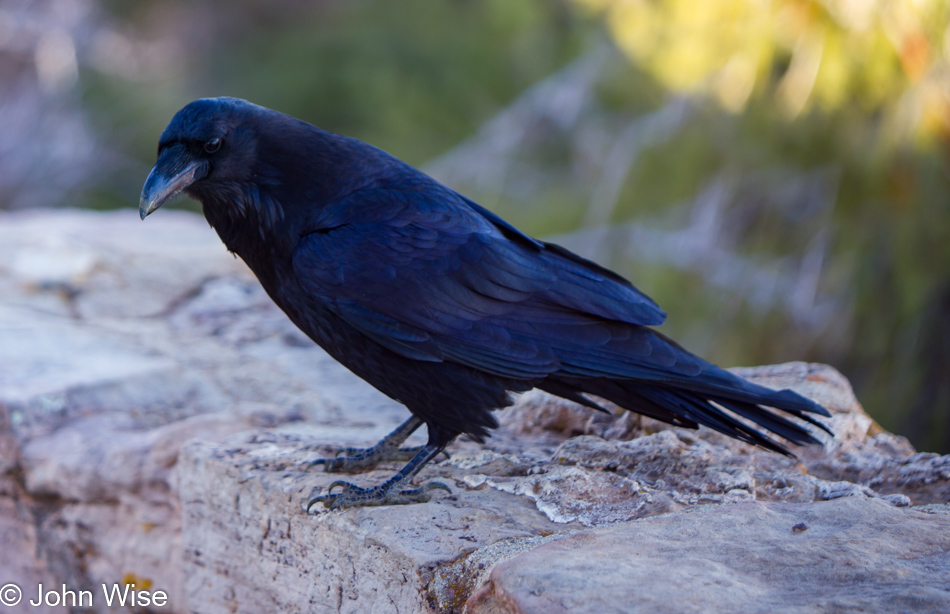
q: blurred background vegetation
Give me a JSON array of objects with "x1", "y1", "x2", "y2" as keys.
[{"x1": 1, "y1": 0, "x2": 947, "y2": 451}]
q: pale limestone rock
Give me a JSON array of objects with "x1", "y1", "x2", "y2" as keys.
[
  {"x1": 179, "y1": 434, "x2": 564, "y2": 614},
  {"x1": 180, "y1": 357, "x2": 948, "y2": 613},
  {"x1": 0, "y1": 405, "x2": 57, "y2": 614},
  {"x1": 465, "y1": 497, "x2": 950, "y2": 614},
  {"x1": 1, "y1": 209, "x2": 949, "y2": 614},
  {"x1": 0, "y1": 209, "x2": 407, "y2": 612},
  {"x1": 462, "y1": 465, "x2": 649, "y2": 526}
]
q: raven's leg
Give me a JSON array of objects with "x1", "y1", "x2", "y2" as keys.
[
  {"x1": 307, "y1": 416, "x2": 425, "y2": 473},
  {"x1": 306, "y1": 440, "x2": 451, "y2": 510}
]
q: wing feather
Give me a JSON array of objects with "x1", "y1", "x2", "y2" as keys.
[{"x1": 293, "y1": 187, "x2": 678, "y2": 380}]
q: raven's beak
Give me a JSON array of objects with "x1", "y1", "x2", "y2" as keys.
[{"x1": 139, "y1": 145, "x2": 209, "y2": 220}]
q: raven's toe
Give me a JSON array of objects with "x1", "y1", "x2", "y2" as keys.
[
  {"x1": 305, "y1": 479, "x2": 450, "y2": 511},
  {"x1": 306, "y1": 444, "x2": 425, "y2": 474}
]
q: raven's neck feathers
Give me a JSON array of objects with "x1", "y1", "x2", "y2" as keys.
[
  {"x1": 198, "y1": 182, "x2": 285, "y2": 250},
  {"x1": 190, "y1": 115, "x2": 400, "y2": 288}
]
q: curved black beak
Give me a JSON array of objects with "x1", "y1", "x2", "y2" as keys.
[{"x1": 139, "y1": 145, "x2": 209, "y2": 220}]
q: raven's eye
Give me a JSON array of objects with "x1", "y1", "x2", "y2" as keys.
[{"x1": 204, "y1": 138, "x2": 222, "y2": 153}]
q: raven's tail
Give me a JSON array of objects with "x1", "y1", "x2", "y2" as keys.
[{"x1": 538, "y1": 365, "x2": 832, "y2": 455}]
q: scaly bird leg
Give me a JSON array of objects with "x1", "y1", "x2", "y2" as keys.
[
  {"x1": 307, "y1": 442, "x2": 450, "y2": 510},
  {"x1": 307, "y1": 416, "x2": 426, "y2": 473}
]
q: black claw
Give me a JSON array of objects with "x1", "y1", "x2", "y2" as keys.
[
  {"x1": 424, "y1": 481, "x2": 452, "y2": 494},
  {"x1": 327, "y1": 480, "x2": 353, "y2": 494},
  {"x1": 305, "y1": 494, "x2": 323, "y2": 513},
  {"x1": 303, "y1": 437, "x2": 447, "y2": 510},
  {"x1": 305, "y1": 478, "x2": 450, "y2": 511}
]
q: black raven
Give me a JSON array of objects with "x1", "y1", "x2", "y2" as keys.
[{"x1": 140, "y1": 97, "x2": 831, "y2": 510}]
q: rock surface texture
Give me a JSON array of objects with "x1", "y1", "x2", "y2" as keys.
[{"x1": 1, "y1": 209, "x2": 949, "y2": 613}]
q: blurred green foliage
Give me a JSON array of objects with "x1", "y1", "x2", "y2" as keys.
[
  {"x1": 575, "y1": 0, "x2": 950, "y2": 450},
  {"x1": 75, "y1": 0, "x2": 949, "y2": 450},
  {"x1": 84, "y1": 0, "x2": 589, "y2": 206}
]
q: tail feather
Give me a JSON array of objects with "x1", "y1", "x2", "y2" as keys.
[
  {"x1": 709, "y1": 395, "x2": 823, "y2": 447},
  {"x1": 638, "y1": 386, "x2": 795, "y2": 455},
  {"x1": 670, "y1": 369, "x2": 830, "y2": 418},
  {"x1": 549, "y1": 370, "x2": 830, "y2": 456}
]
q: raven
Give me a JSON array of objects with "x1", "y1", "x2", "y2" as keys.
[{"x1": 140, "y1": 97, "x2": 831, "y2": 510}]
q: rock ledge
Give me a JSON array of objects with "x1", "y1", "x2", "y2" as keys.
[{"x1": 1, "y1": 210, "x2": 948, "y2": 613}]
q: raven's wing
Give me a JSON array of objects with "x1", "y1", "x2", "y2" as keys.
[
  {"x1": 293, "y1": 186, "x2": 830, "y2": 452},
  {"x1": 291, "y1": 187, "x2": 707, "y2": 382}
]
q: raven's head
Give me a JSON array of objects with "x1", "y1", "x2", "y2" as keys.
[
  {"x1": 139, "y1": 97, "x2": 269, "y2": 220},
  {"x1": 142, "y1": 97, "x2": 395, "y2": 258}
]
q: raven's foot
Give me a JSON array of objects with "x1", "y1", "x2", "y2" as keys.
[
  {"x1": 305, "y1": 440, "x2": 451, "y2": 511},
  {"x1": 306, "y1": 416, "x2": 426, "y2": 473},
  {"x1": 308, "y1": 444, "x2": 424, "y2": 473},
  {"x1": 306, "y1": 479, "x2": 451, "y2": 511}
]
